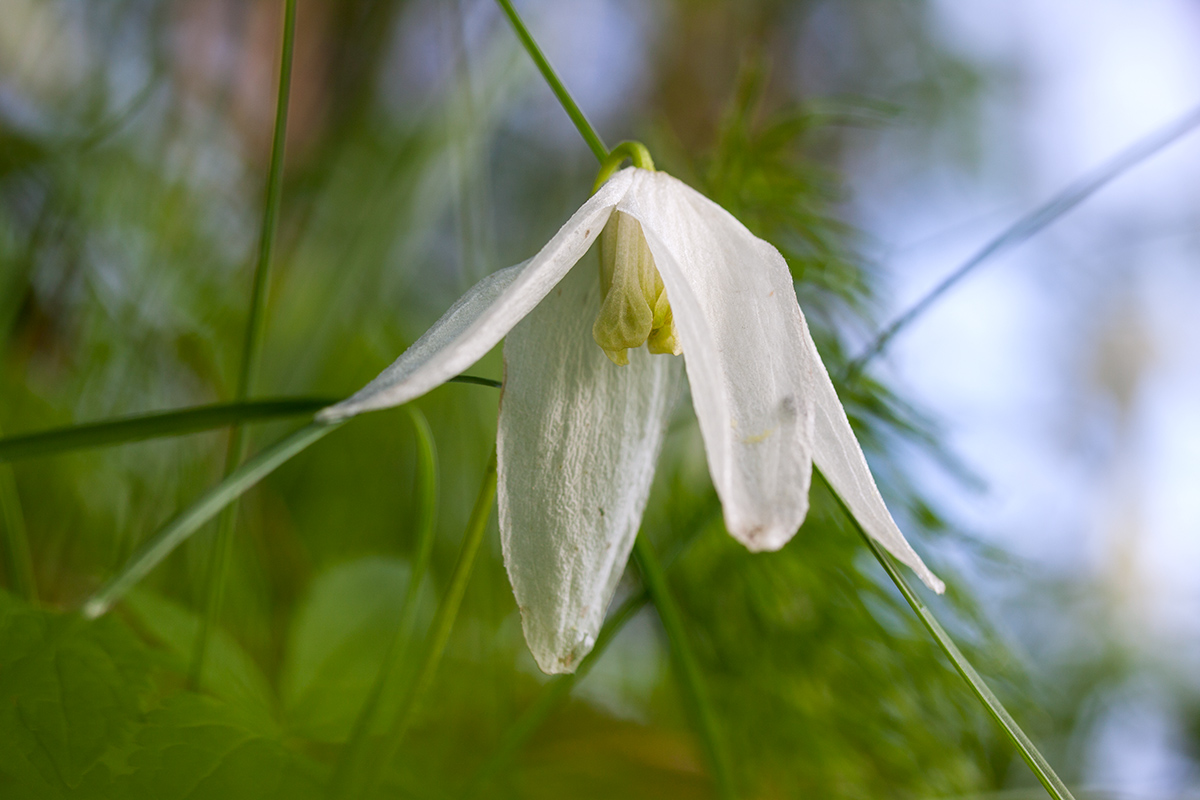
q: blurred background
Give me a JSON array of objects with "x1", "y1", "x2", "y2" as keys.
[{"x1": 1, "y1": 0, "x2": 1198, "y2": 798}]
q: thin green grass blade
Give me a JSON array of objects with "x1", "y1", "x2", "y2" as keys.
[
  {"x1": 192, "y1": 0, "x2": 299, "y2": 687},
  {"x1": 0, "y1": 399, "x2": 334, "y2": 463},
  {"x1": 633, "y1": 536, "x2": 736, "y2": 800},
  {"x1": 357, "y1": 450, "x2": 498, "y2": 797},
  {"x1": 82, "y1": 421, "x2": 341, "y2": 619},
  {"x1": 0, "y1": 377, "x2": 497, "y2": 464},
  {"x1": 847, "y1": 104, "x2": 1200, "y2": 379},
  {"x1": 818, "y1": 468, "x2": 1076, "y2": 800},
  {"x1": 0, "y1": 425, "x2": 36, "y2": 601},
  {"x1": 494, "y1": 0, "x2": 608, "y2": 161},
  {"x1": 328, "y1": 407, "x2": 440, "y2": 799}
]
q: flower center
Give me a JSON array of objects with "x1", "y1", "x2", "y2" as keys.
[
  {"x1": 592, "y1": 211, "x2": 681, "y2": 365},
  {"x1": 589, "y1": 141, "x2": 681, "y2": 366}
]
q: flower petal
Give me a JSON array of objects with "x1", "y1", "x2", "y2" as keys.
[
  {"x1": 620, "y1": 171, "x2": 815, "y2": 552},
  {"x1": 498, "y1": 260, "x2": 679, "y2": 674},
  {"x1": 800, "y1": 320, "x2": 946, "y2": 593},
  {"x1": 318, "y1": 169, "x2": 636, "y2": 421}
]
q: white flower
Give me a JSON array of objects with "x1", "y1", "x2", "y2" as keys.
[{"x1": 319, "y1": 165, "x2": 944, "y2": 675}]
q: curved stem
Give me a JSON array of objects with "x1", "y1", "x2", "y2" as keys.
[
  {"x1": 327, "y1": 408, "x2": 440, "y2": 798},
  {"x1": 355, "y1": 450, "x2": 498, "y2": 797},
  {"x1": 591, "y1": 141, "x2": 656, "y2": 192}
]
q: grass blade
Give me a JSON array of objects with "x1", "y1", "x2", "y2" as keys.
[
  {"x1": 83, "y1": 420, "x2": 341, "y2": 619},
  {"x1": 0, "y1": 423, "x2": 36, "y2": 601},
  {"x1": 847, "y1": 104, "x2": 1200, "y2": 379},
  {"x1": 0, "y1": 377, "x2": 497, "y2": 465},
  {"x1": 328, "y1": 407, "x2": 440, "y2": 798},
  {"x1": 357, "y1": 449, "x2": 498, "y2": 797},
  {"x1": 633, "y1": 536, "x2": 736, "y2": 800},
  {"x1": 494, "y1": 0, "x2": 608, "y2": 161},
  {"x1": 0, "y1": 399, "x2": 334, "y2": 463},
  {"x1": 192, "y1": 0, "x2": 299, "y2": 687},
  {"x1": 819, "y1": 468, "x2": 1076, "y2": 800}
]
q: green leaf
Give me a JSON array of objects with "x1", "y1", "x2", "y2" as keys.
[
  {"x1": 279, "y1": 557, "x2": 424, "y2": 742},
  {"x1": 120, "y1": 589, "x2": 275, "y2": 722},
  {"x1": 119, "y1": 694, "x2": 324, "y2": 800},
  {"x1": 0, "y1": 592, "x2": 150, "y2": 797}
]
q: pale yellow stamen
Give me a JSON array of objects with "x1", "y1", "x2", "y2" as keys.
[{"x1": 592, "y1": 210, "x2": 681, "y2": 365}]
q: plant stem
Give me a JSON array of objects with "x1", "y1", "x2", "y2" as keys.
[
  {"x1": 0, "y1": 422, "x2": 35, "y2": 602},
  {"x1": 354, "y1": 449, "x2": 496, "y2": 796},
  {"x1": 83, "y1": 420, "x2": 340, "y2": 620},
  {"x1": 819, "y1": 469, "x2": 1076, "y2": 800},
  {"x1": 633, "y1": 536, "x2": 736, "y2": 800},
  {"x1": 328, "y1": 408, "x2": 440, "y2": 799},
  {"x1": 493, "y1": 0, "x2": 608, "y2": 161},
  {"x1": 0, "y1": 379, "x2": 497, "y2": 464},
  {"x1": 846, "y1": 103, "x2": 1200, "y2": 380},
  {"x1": 0, "y1": 399, "x2": 335, "y2": 463},
  {"x1": 190, "y1": 0, "x2": 297, "y2": 688}
]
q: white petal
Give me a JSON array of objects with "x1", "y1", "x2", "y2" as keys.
[
  {"x1": 318, "y1": 169, "x2": 637, "y2": 421},
  {"x1": 498, "y1": 260, "x2": 679, "y2": 674},
  {"x1": 800, "y1": 319, "x2": 946, "y2": 593},
  {"x1": 619, "y1": 171, "x2": 815, "y2": 552}
]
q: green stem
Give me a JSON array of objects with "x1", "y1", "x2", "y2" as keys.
[
  {"x1": 361, "y1": 449, "x2": 497, "y2": 795},
  {"x1": 0, "y1": 422, "x2": 35, "y2": 602},
  {"x1": 494, "y1": 0, "x2": 608, "y2": 161},
  {"x1": 191, "y1": 0, "x2": 297, "y2": 688},
  {"x1": 0, "y1": 380, "x2": 497, "y2": 465},
  {"x1": 0, "y1": 399, "x2": 336, "y2": 463},
  {"x1": 819, "y1": 469, "x2": 1076, "y2": 800},
  {"x1": 632, "y1": 536, "x2": 736, "y2": 800},
  {"x1": 83, "y1": 420, "x2": 340, "y2": 620},
  {"x1": 591, "y1": 141, "x2": 656, "y2": 192},
  {"x1": 328, "y1": 408, "x2": 440, "y2": 799}
]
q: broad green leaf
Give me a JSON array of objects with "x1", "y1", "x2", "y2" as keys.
[
  {"x1": 119, "y1": 694, "x2": 324, "y2": 800},
  {"x1": 0, "y1": 592, "x2": 149, "y2": 797},
  {"x1": 120, "y1": 588, "x2": 275, "y2": 722},
  {"x1": 280, "y1": 557, "x2": 424, "y2": 742}
]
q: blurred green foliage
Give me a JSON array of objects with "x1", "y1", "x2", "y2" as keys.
[{"x1": 2, "y1": 0, "x2": 1176, "y2": 798}]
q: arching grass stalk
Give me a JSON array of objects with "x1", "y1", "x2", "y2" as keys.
[
  {"x1": 83, "y1": 420, "x2": 340, "y2": 619},
  {"x1": 846, "y1": 103, "x2": 1200, "y2": 381},
  {"x1": 493, "y1": 4, "x2": 736, "y2": 791},
  {"x1": 818, "y1": 468, "x2": 1076, "y2": 800},
  {"x1": 328, "y1": 408, "x2": 440, "y2": 799},
  {"x1": 190, "y1": 0, "x2": 297, "y2": 688},
  {"x1": 357, "y1": 450, "x2": 498, "y2": 797}
]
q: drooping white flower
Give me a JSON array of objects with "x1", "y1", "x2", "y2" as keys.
[{"x1": 319, "y1": 163, "x2": 944, "y2": 675}]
